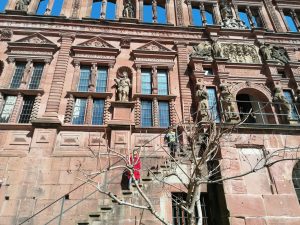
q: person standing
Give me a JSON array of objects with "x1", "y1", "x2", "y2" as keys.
[{"x1": 165, "y1": 127, "x2": 177, "y2": 158}]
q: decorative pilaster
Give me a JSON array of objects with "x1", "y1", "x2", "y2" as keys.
[
  {"x1": 71, "y1": 0, "x2": 81, "y2": 18},
  {"x1": 200, "y1": 2, "x2": 206, "y2": 26},
  {"x1": 169, "y1": 99, "x2": 176, "y2": 126},
  {"x1": 30, "y1": 93, "x2": 41, "y2": 121},
  {"x1": 103, "y1": 96, "x2": 111, "y2": 125},
  {"x1": 101, "y1": 0, "x2": 107, "y2": 19},
  {"x1": 64, "y1": 94, "x2": 74, "y2": 124},
  {"x1": 246, "y1": 6, "x2": 255, "y2": 27},
  {"x1": 263, "y1": 0, "x2": 283, "y2": 32},
  {"x1": 186, "y1": 0, "x2": 193, "y2": 25},
  {"x1": 175, "y1": 0, "x2": 184, "y2": 25},
  {"x1": 107, "y1": 64, "x2": 114, "y2": 92},
  {"x1": 136, "y1": 65, "x2": 141, "y2": 93},
  {"x1": 0, "y1": 58, "x2": 14, "y2": 88},
  {"x1": 139, "y1": 0, "x2": 144, "y2": 21},
  {"x1": 165, "y1": 0, "x2": 170, "y2": 24},
  {"x1": 71, "y1": 61, "x2": 80, "y2": 91},
  {"x1": 0, "y1": 93, "x2": 4, "y2": 113},
  {"x1": 9, "y1": 93, "x2": 23, "y2": 123},
  {"x1": 277, "y1": 7, "x2": 289, "y2": 31},
  {"x1": 135, "y1": 97, "x2": 141, "y2": 126},
  {"x1": 153, "y1": 97, "x2": 159, "y2": 127},
  {"x1": 44, "y1": 33, "x2": 74, "y2": 119},
  {"x1": 258, "y1": 6, "x2": 267, "y2": 29}
]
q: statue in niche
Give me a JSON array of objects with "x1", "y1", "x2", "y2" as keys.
[
  {"x1": 273, "y1": 84, "x2": 291, "y2": 120},
  {"x1": 122, "y1": 0, "x2": 135, "y2": 18},
  {"x1": 259, "y1": 43, "x2": 273, "y2": 61},
  {"x1": 15, "y1": 0, "x2": 31, "y2": 11},
  {"x1": 220, "y1": 1, "x2": 233, "y2": 20},
  {"x1": 195, "y1": 79, "x2": 209, "y2": 121},
  {"x1": 190, "y1": 42, "x2": 212, "y2": 58},
  {"x1": 114, "y1": 69, "x2": 132, "y2": 102},
  {"x1": 272, "y1": 47, "x2": 289, "y2": 64},
  {"x1": 212, "y1": 41, "x2": 222, "y2": 58},
  {"x1": 259, "y1": 42, "x2": 289, "y2": 64},
  {"x1": 220, "y1": 0, "x2": 247, "y2": 29},
  {"x1": 220, "y1": 82, "x2": 239, "y2": 121}
]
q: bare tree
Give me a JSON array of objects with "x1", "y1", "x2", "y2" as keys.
[{"x1": 75, "y1": 109, "x2": 300, "y2": 225}]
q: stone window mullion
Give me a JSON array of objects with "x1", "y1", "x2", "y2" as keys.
[
  {"x1": 101, "y1": 0, "x2": 107, "y2": 19},
  {"x1": 0, "y1": 92, "x2": 4, "y2": 114},
  {"x1": 169, "y1": 99, "x2": 176, "y2": 126},
  {"x1": 152, "y1": 66, "x2": 158, "y2": 94},
  {"x1": 9, "y1": 92, "x2": 23, "y2": 123},
  {"x1": 153, "y1": 97, "x2": 159, "y2": 127},
  {"x1": 200, "y1": 2, "x2": 206, "y2": 26},
  {"x1": 106, "y1": 64, "x2": 113, "y2": 93},
  {"x1": 139, "y1": 0, "x2": 143, "y2": 21},
  {"x1": 85, "y1": 95, "x2": 93, "y2": 124},
  {"x1": 27, "y1": 0, "x2": 40, "y2": 14},
  {"x1": 278, "y1": 7, "x2": 290, "y2": 31},
  {"x1": 38, "y1": 59, "x2": 51, "y2": 90},
  {"x1": 245, "y1": 6, "x2": 255, "y2": 28},
  {"x1": 136, "y1": 66, "x2": 141, "y2": 93},
  {"x1": 257, "y1": 6, "x2": 267, "y2": 29},
  {"x1": 165, "y1": 0, "x2": 170, "y2": 24}
]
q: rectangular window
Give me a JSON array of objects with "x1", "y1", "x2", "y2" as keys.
[
  {"x1": 141, "y1": 69, "x2": 152, "y2": 94},
  {"x1": 284, "y1": 11, "x2": 298, "y2": 32},
  {"x1": 158, "y1": 101, "x2": 170, "y2": 127},
  {"x1": 96, "y1": 67, "x2": 108, "y2": 92},
  {"x1": 78, "y1": 66, "x2": 91, "y2": 92},
  {"x1": 106, "y1": 1, "x2": 116, "y2": 20},
  {"x1": 92, "y1": 99, "x2": 105, "y2": 125},
  {"x1": 141, "y1": 100, "x2": 152, "y2": 127},
  {"x1": 18, "y1": 96, "x2": 35, "y2": 123},
  {"x1": 192, "y1": 7, "x2": 203, "y2": 26},
  {"x1": 205, "y1": 9, "x2": 214, "y2": 25},
  {"x1": 10, "y1": 62, "x2": 26, "y2": 89},
  {"x1": 91, "y1": 0, "x2": 102, "y2": 19},
  {"x1": 0, "y1": 96, "x2": 17, "y2": 123},
  {"x1": 207, "y1": 88, "x2": 220, "y2": 123},
  {"x1": 36, "y1": 0, "x2": 49, "y2": 15},
  {"x1": 51, "y1": 0, "x2": 64, "y2": 16},
  {"x1": 239, "y1": 9, "x2": 251, "y2": 28},
  {"x1": 72, "y1": 98, "x2": 87, "y2": 125},
  {"x1": 0, "y1": 0, "x2": 9, "y2": 12},
  {"x1": 283, "y1": 90, "x2": 299, "y2": 120},
  {"x1": 28, "y1": 63, "x2": 44, "y2": 89},
  {"x1": 157, "y1": 70, "x2": 168, "y2": 95}
]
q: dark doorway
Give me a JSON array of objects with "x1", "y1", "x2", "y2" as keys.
[{"x1": 236, "y1": 94, "x2": 256, "y2": 123}]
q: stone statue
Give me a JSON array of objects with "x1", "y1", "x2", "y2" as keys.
[
  {"x1": 220, "y1": 82, "x2": 239, "y2": 121},
  {"x1": 44, "y1": 8, "x2": 51, "y2": 16},
  {"x1": 273, "y1": 85, "x2": 291, "y2": 120},
  {"x1": 212, "y1": 41, "x2": 222, "y2": 58},
  {"x1": 152, "y1": 0, "x2": 157, "y2": 21},
  {"x1": 15, "y1": 0, "x2": 31, "y2": 11},
  {"x1": 190, "y1": 42, "x2": 212, "y2": 58},
  {"x1": 114, "y1": 71, "x2": 131, "y2": 102},
  {"x1": 220, "y1": 1, "x2": 247, "y2": 30},
  {"x1": 122, "y1": 0, "x2": 135, "y2": 18},
  {"x1": 259, "y1": 42, "x2": 289, "y2": 64},
  {"x1": 220, "y1": 1, "x2": 233, "y2": 20},
  {"x1": 195, "y1": 79, "x2": 209, "y2": 120}
]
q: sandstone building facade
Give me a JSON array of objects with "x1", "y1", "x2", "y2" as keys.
[{"x1": 0, "y1": 0, "x2": 300, "y2": 225}]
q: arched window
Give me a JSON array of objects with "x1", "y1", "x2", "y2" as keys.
[
  {"x1": 0, "y1": 0, "x2": 9, "y2": 13},
  {"x1": 292, "y1": 161, "x2": 300, "y2": 202}
]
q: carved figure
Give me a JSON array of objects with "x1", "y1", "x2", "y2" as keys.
[
  {"x1": 259, "y1": 43, "x2": 273, "y2": 61},
  {"x1": 15, "y1": 0, "x2": 31, "y2": 11},
  {"x1": 220, "y1": 1, "x2": 233, "y2": 20},
  {"x1": 114, "y1": 71, "x2": 131, "y2": 101},
  {"x1": 122, "y1": 0, "x2": 135, "y2": 18},
  {"x1": 212, "y1": 41, "x2": 222, "y2": 58},
  {"x1": 44, "y1": 8, "x2": 51, "y2": 15},
  {"x1": 273, "y1": 85, "x2": 291, "y2": 120},
  {"x1": 152, "y1": 0, "x2": 157, "y2": 22},
  {"x1": 190, "y1": 42, "x2": 212, "y2": 58},
  {"x1": 259, "y1": 43, "x2": 289, "y2": 64},
  {"x1": 195, "y1": 80, "x2": 209, "y2": 120},
  {"x1": 220, "y1": 82, "x2": 239, "y2": 121}
]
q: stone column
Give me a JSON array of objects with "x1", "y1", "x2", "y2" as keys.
[
  {"x1": 136, "y1": 65, "x2": 141, "y2": 93},
  {"x1": 139, "y1": 0, "x2": 143, "y2": 21},
  {"x1": 9, "y1": 92, "x2": 23, "y2": 123},
  {"x1": 101, "y1": 0, "x2": 107, "y2": 19},
  {"x1": 152, "y1": 66, "x2": 158, "y2": 94},
  {"x1": 20, "y1": 59, "x2": 33, "y2": 89},
  {"x1": 152, "y1": 0, "x2": 158, "y2": 23},
  {"x1": 27, "y1": 0, "x2": 40, "y2": 14},
  {"x1": 200, "y1": 2, "x2": 206, "y2": 26},
  {"x1": 64, "y1": 94, "x2": 74, "y2": 124},
  {"x1": 212, "y1": 3, "x2": 221, "y2": 24},
  {"x1": 186, "y1": 0, "x2": 193, "y2": 25},
  {"x1": 44, "y1": 33, "x2": 74, "y2": 119},
  {"x1": 153, "y1": 97, "x2": 159, "y2": 127},
  {"x1": 291, "y1": 9, "x2": 300, "y2": 29},
  {"x1": 90, "y1": 63, "x2": 97, "y2": 92}
]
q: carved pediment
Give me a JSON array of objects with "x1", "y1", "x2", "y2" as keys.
[
  {"x1": 14, "y1": 33, "x2": 55, "y2": 45},
  {"x1": 135, "y1": 41, "x2": 173, "y2": 52},
  {"x1": 77, "y1": 37, "x2": 116, "y2": 49}
]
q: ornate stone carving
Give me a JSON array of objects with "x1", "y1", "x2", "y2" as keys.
[
  {"x1": 44, "y1": 8, "x2": 51, "y2": 15},
  {"x1": 190, "y1": 42, "x2": 212, "y2": 59},
  {"x1": 15, "y1": 0, "x2": 31, "y2": 11},
  {"x1": 258, "y1": 42, "x2": 289, "y2": 65},
  {"x1": 137, "y1": 41, "x2": 171, "y2": 52},
  {"x1": 221, "y1": 43, "x2": 260, "y2": 63},
  {"x1": 114, "y1": 67, "x2": 132, "y2": 101},
  {"x1": 64, "y1": 95, "x2": 74, "y2": 124},
  {"x1": 0, "y1": 29, "x2": 13, "y2": 41},
  {"x1": 15, "y1": 33, "x2": 54, "y2": 45},
  {"x1": 219, "y1": 1, "x2": 247, "y2": 29},
  {"x1": 122, "y1": 0, "x2": 135, "y2": 18},
  {"x1": 103, "y1": 97, "x2": 111, "y2": 125},
  {"x1": 153, "y1": 98, "x2": 158, "y2": 126},
  {"x1": 273, "y1": 84, "x2": 291, "y2": 120},
  {"x1": 120, "y1": 37, "x2": 131, "y2": 48},
  {"x1": 175, "y1": 0, "x2": 184, "y2": 26},
  {"x1": 30, "y1": 94, "x2": 41, "y2": 121},
  {"x1": 220, "y1": 82, "x2": 239, "y2": 121},
  {"x1": 71, "y1": 0, "x2": 81, "y2": 18},
  {"x1": 195, "y1": 79, "x2": 209, "y2": 121},
  {"x1": 135, "y1": 98, "x2": 141, "y2": 126},
  {"x1": 169, "y1": 99, "x2": 176, "y2": 126},
  {"x1": 80, "y1": 39, "x2": 111, "y2": 48}
]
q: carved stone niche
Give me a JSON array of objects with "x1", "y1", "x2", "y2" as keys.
[
  {"x1": 7, "y1": 33, "x2": 58, "y2": 62},
  {"x1": 72, "y1": 36, "x2": 120, "y2": 64},
  {"x1": 132, "y1": 40, "x2": 176, "y2": 68}
]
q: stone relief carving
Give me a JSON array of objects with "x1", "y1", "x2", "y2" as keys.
[
  {"x1": 139, "y1": 43, "x2": 168, "y2": 52},
  {"x1": 120, "y1": 37, "x2": 131, "y2": 48},
  {"x1": 114, "y1": 67, "x2": 132, "y2": 101},
  {"x1": 258, "y1": 42, "x2": 289, "y2": 64},
  {"x1": 220, "y1": 82, "x2": 239, "y2": 121},
  {"x1": 273, "y1": 84, "x2": 291, "y2": 120},
  {"x1": 175, "y1": 0, "x2": 184, "y2": 25},
  {"x1": 219, "y1": 0, "x2": 247, "y2": 29},
  {"x1": 122, "y1": 0, "x2": 135, "y2": 18},
  {"x1": 81, "y1": 40, "x2": 110, "y2": 48},
  {"x1": 71, "y1": 0, "x2": 81, "y2": 18},
  {"x1": 190, "y1": 42, "x2": 212, "y2": 59},
  {"x1": 0, "y1": 29, "x2": 13, "y2": 41},
  {"x1": 15, "y1": 0, "x2": 31, "y2": 11},
  {"x1": 24, "y1": 36, "x2": 48, "y2": 44},
  {"x1": 195, "y1": 79, "x2": 209, "y2": 121}
]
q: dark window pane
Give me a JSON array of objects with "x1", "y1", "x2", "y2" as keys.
[
  {"x1": 92, "y1": 99, "x2": 104, "y2": 125},
  {"x1": 157, "y1": 70, "x2": 168, "y2": 95},
  {"x1": 10, "y1": 62, "x2": 26, "y2": 89},
  {"x1": 96, "y1": 67, "x2": 108, "y2": 92},
  {"x1": 141, "y1": 100, "x2": 152, "y2": 127},
  {"x1": 0, "y1": 0, "x2": 9, "y2": 12},
  {"x1": 252, "y1": 10, "x2": 263, "y2": 27},
  {"x1": 106, "y1": 1, "x2": 116, "y2": 20},
  {"x1": 192, "y1": 7, "x2": 202, "y2": 26},
  {"x1": 207, "y1": 88, "x2": 220, "y2": 123},
  {"x1": 204, "y1": 68, "x2": 213, "y2": 76},
  {"x1": 0, "y1": 96, "x2": 17, "y2": 123},
  {"x1": 78, "y1": 66, "x2": 90, "y2": 92},
  {"x1": 91, "y1": 0, "x2": 102, "y2": 19},
  {"x1": 283, "y1": 90, "x2": 299, "y2": 120},
  {"x1": 29, "y1": 63, "x2": 44, "y2": 89},
  {"x1": 141, "y1": 69, "x2": 152, "y2": 94},
  {"x1": 36, "y1": 0, "x2": 49, "y2": 15},
  {"x1": 72, "y1": 98, "x2": 87, "y2": 125},
  {"x1": 158, "y1": 101, "x2": 170, "y2": 127},
  {"x1": 51, "y1": 0, "x2": 64, "y2": 16},
  {"x1": 18, "y1": 96, "x2": 35, "y2": 123},
  {"x1": 292, "y1": 162, "x2": 300, "y2": 202}
]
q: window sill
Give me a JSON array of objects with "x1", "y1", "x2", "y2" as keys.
[
  {"x1": 0, "y1": 88, "x2": 44, "y2": 96},
  {"x1": 67, "y1": 91, "x2": 113, "y2": 98},
  {"x1": 133, "y1": 94, "x2": 176, "y2": 101}
]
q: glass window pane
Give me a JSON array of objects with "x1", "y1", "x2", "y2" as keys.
[
  {"x1": 0, "y1": 96, "x2": 17, "y2": 123},
  {"x1": 157, "y1": 70, "x2": 168, "y2": 95},
  {"x1": 239, "y1": 10, "x2": 251, "y2": 28},
  {"x1": 96, "y1": 67, "x2": 108, "y2": 92},
  {"x1": 91, "y1": 0, "x2": 102, "y2": 19},
  {"x1": 0, "y1": 0, "x2": 9, "y2": 12},
  {"x1": 92, "y1": 99, "x2": 104, "y2": 125},
  {"x1": 192, "y1": 7, "x2": 202, "y2": 26},
  {"x1": 10, "y1": 62, "x2": 26, "y2": 89},
  {"x1": 106, "y1": 1, "x2": 116, "y2": 20},
  {"x1": 204, "y1": 68, "x2": 213, "y2": 76},
  {"x1": 72, "y1": 98, "x2": 87, "y2": 125},
  {"x1": 157, "y1": 5, "x2": 166, "y2": 24},
  {"x1": 252, "y1": 10, "x2": 263, "y2": 28},
  {"x1": 283, "y1": 90, "x2": 299, "y2": 120},
  {"x1": 78, "y1": 66, "x2": 90, "y2": 92},
  {"x1": 18, "y1": 96, "x2": 35, "y2": 123},
  {"x1": 207, "y1": 88, "x2": 220, "y2": 123},
  {"x1": 159, "y1": 101, "x2": 169, "y2": 127},
  {"x1": 205, "y1": 10, "x2": 214, "y2": 25},
  {"x1": 29, "y1": 63, "x2": 44, "y2": 89},
  {"x1": 36, "y1": 0, "x2": 49, "y2": 15},
  {"x1": 51, "y1": 0, "x2": 64, "y2": 16},
  {"x1": 141, "y1": 100, "x2": 152, "y2": 127},
  {"x1": 285, "y1": 14, "x2": 298, "y2": 32},
  {"x1": 141, "y1": 69, "x2": 152, "y2": 94},
  {"x1": 143, "y1": 4, "x2": 152, "y2": 23}
]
